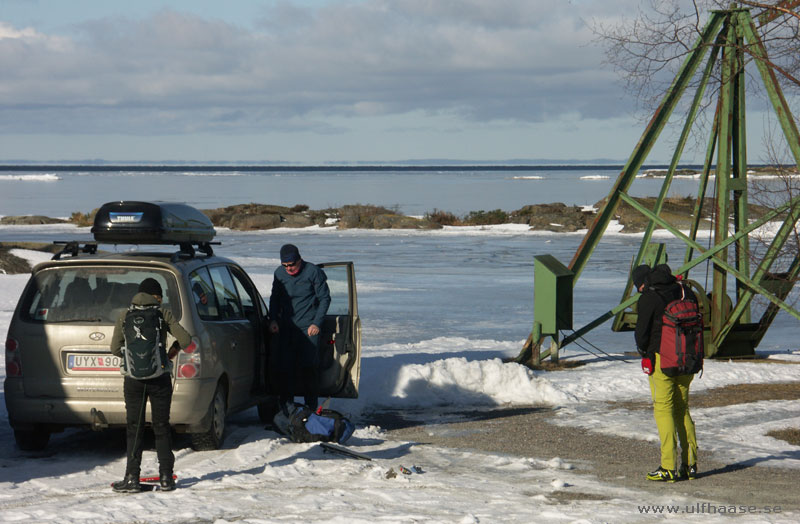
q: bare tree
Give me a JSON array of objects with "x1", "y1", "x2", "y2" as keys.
[
  {"x1": 591, "y1": 1, "x2": 800, "y2": 114},
  {"x1": 591, "y1": 1, "x2": 800, "y2": 312},
  {"x1": 748, "y1": 132, "x2": 800, "y2": 305}
]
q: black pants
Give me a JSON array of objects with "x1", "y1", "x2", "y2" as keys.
[
  {"x1": 123, "y1": 374, "x2": 174, "y2": 476},
  {"x1": 277, "y1": 323, "x2": 320, "y2": 410}
]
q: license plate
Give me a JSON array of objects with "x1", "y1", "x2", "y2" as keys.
[{"x1": 67, "y1": 353, "x2": 122, "y2": 373}]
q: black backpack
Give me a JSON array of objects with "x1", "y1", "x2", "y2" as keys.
[
  {"x1": 280, "y1": 405, "x2": 355, "y2": 444},
  {"x1": 121, "y1": 304, "x2": 168, "y2": 379},
  {"x1": 658, "y1": 283, "x2": 704, "y2": 377}
]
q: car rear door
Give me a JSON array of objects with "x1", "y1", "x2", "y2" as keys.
[
  {"x1": 316, "y1": 262, "x2": 361, "y2": 398},
  {"x1": 228, "y1": 265, "x2": 269, "y2": 394},
  {"x1": 204, "y1": 264, "x2": 254, "y2": 408}
]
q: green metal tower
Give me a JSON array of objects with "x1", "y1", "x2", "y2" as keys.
[{"x1": 518, "y1": 6, "x2": 800, "y2": 365}]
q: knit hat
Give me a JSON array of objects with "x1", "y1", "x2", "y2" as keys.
[
  {"x1": 631, "y1": 265, "x2": 652, "y2": 290},
  {"x1": 280, "y1": 244, "x2": 300, "y2": 263},
  {"x1": 138, "y1": 277, "x2": 163, "y2": 297}
]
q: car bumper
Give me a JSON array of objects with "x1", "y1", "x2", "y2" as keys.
[{"x1": 4, "y1": 377, "x2": 217, "y2": 430}]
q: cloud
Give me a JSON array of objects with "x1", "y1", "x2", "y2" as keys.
[{"x1": 0, "y1": 1, "x2": 633, "y2": 135}]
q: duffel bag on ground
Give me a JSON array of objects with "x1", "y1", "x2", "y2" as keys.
[{"x1": 273, "y1": 403, "x2": 355, "y2": 444}]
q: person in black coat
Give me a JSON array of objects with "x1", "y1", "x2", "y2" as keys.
[
  {"x1": 269, "y1": 244, "x2": 331, "y2": 411},
  {"x1": 110, "y1": 278, "x2": 192, "y2": 493},
  {"x1": 632, "y1": 264, "x2": 699, "y2": 482}
]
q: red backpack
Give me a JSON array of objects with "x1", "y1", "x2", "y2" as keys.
[{"x1": 659, "y1": 283, "x2": 704, "y2": 376}]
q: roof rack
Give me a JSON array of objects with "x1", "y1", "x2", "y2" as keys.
[
  {"x1": 171, "y1": 241, "x2": 221, "y2": 262},
  {"x1": 52, "y1": 241, "x2": 98, "y2": 260},
  {"x1": 50, "y1": 239, "x2": 221, "y2": 262}
]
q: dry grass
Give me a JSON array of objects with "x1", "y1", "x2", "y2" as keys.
[
  {"x1": 612, "y1": 382, "x2": 800, "y2": 411},
  {"x1": 340, "y1": 204, "x2": 399, "y2": 216},
  {"x1": 69, "y1": 209, "x2": 98, "y2": 226},
  {"x1": 425, "y1": 209, "x2": 462, "y2": 226},
  {"x1": 527, "y1": 360, "x2": 586, "y2": 371},
  {"x1": 767, "y1": 428, "x2": 800, "y2": 446},
  {"x1": 691, "y1": 382, "x2": 800, "y2": 408}
]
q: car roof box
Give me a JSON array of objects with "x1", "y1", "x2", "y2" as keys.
[{"x1": 91, "y1": 201, "x2": 216, "y2": 245}]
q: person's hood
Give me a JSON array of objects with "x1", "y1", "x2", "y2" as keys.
[
  {"x1": 648, "y1": 267, "x2": 676, "y2": 287},
  {"x1": 631, "y1": 265, "x2": 651, "y2": 290},
  {"x1": 131, "y1": 292, "x2": 161, "y2": 307}
]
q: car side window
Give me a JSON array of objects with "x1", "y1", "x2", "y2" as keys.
[
  {"x1": 189, "y1": 267, "x2": 220, "y2": 321},
  {"x1": 320, "y1": 265, "x2": 349, "y2": 316},
  {"x1": 208, "y1": 265, "x2": 244, "y2": 320},
  {"x1": 229, "y1": 267, "x2": 257, "y2": 318}
]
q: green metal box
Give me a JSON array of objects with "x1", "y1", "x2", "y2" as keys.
[{"x1": 534, "y1": 255, "x2": 573, "y2": 334}]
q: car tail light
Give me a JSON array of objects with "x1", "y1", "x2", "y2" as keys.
[
  {"x1": 5, "y1": 337, "x2": 22, "y2": 377},
  {"x1": 183, "y1": 339, "x2": 198, "y2": 353},
  {"x1": 176, "y1": 338, "x2": 200, "y2": 379}
]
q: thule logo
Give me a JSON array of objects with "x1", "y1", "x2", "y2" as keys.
[{"x1": 109, "y1": 212, "x2": 143, "y2": 223}]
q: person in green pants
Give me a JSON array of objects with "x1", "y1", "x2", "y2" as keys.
[{"x1": 632, "y1": 264, "x2": 698, "y2": 482}]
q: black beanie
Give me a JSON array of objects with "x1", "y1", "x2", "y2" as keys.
[
  {"x1": 280, "y1": 244, "x2": 300, "y2": 263},
  {"x1": 138, "y1": 277, "x2": 163, "y2": 297},
  {"x1": 632, "y1": 265, "x2": 652, "y2": 290}
]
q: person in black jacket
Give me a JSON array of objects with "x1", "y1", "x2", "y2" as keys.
[
  {"x1": 632, "y1": 264, "x2": 698, "y2": 482},
  {"x1": 109, "y1": 278, "x2": 193, "y2": 493},
  {"x1": 269, "y1": 244, "x2": 331, "y2": 412}
]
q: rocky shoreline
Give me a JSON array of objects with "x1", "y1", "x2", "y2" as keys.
[
  {"x1": 0, "y1": 241, "x2": 61, "y2": 274},
  {"x1": 1, "y1": 202, "x2": 601, "y2": 233},
  {"x1": 0, "y1": 196, "x2": 778, "y2": 275},
  {"x1": 3, "y1": 195, "x2": 771, "y2": 234}
]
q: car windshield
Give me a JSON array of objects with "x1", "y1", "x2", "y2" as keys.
[{"x1": 21, "y1": 266, "x2": 180, "y2": 324}]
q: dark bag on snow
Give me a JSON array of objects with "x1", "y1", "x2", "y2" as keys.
[
  {"x1": 121, "y1": 304, "x2": 168, "y2": 379},
  {"x1": 286, "y1": 405, "x2": 355, "y2": 444},
  {"x1": 659, "y1": 283, "x2": 704, "y2": 377}
]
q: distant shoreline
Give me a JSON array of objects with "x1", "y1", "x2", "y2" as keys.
[{"x1": 0, "y1": 163, "x2": 715, "y2": 172}]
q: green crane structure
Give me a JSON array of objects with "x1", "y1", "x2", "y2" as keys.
[{"x1": 517, "y1": 5, "x2": 800, "y2": 365}]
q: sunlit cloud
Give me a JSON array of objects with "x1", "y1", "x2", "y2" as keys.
[{"x1": 0, "y1": 1, "x2": 633, "y2": 136}]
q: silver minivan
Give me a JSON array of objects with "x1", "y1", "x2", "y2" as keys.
[{"x1": 4, "y1": 202, "x2": 361, "y2": 451}]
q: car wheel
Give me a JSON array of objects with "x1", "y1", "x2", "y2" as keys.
[
  {"x1": 257, "y1": 396, "x2": 280, "y2": 423},
  {"x1": 190, "y1": 384, "x2": 227, "y2": 450},
  {"x1": 14, "y1": 428, "x2": 50, "y2": 451}
]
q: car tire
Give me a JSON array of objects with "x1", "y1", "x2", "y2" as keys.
[
  {"x1": 190, "y1": 384, "x2": 227, "y2": 451},
  {"x1": 257, "y1": 396, "x2": 281, "y2": 423},
  {"x1": 14, "y1": 428, "x2": 50, "y2": 451}
]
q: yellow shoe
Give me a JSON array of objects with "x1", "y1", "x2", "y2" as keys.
[
  {"x1": 646, "y1": 466, "x2": 677, "y2": 482},
  {"x1": 679, "y1": 463, "x2": 697, "y2": 480}
]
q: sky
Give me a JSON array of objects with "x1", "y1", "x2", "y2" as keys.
[{"x1": 0, "y1": 0, "x2": 791, "y2": 164}]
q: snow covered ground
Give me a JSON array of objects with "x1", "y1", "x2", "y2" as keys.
[{"x1": 1, "y1": 225, "x2": 800, "y2": 523}]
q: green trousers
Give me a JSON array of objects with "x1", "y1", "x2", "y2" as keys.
[{"x1": 648, "y1": 353, "x2": 698, "y2": 470}]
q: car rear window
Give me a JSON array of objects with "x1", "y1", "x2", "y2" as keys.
[{"x1": 20, "y1": 266, "x2": 181, "y2": 324}]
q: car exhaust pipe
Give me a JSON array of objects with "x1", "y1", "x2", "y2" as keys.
[{"x1": 90, "y1": 408, "x2": 109, "y2": 430}]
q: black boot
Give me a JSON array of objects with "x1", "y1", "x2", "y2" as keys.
[
  {"x1": 159, "y1": 471, "x2": 176, "y2": 491},
  {"x1": 112, "y1": 473, "x2": 141, "y2": 493}
]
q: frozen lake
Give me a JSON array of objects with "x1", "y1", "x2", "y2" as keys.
[{"x1": 1, "y1": 165, "x2": 718, "y2": 218}]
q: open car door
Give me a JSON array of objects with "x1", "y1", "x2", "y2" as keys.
[
  {"x1": 265, "y1": 262, "x2": 361, "y2": 399},
  {"x1": 317, "y1": 262, "x2": 361, "y2": 398}
]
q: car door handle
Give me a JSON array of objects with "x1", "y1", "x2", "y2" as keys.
[{"x1": 231, "y1": 342, "x2": 237, "y2": 350}]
